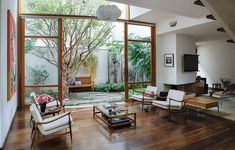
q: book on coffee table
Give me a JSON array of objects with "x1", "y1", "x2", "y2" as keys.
[{"x1": 110, "y1": 116, "x2": 130, "y2": 124}]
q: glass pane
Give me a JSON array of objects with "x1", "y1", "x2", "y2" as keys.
[
  {"x1": 25, "y1": 87, "x2": 58, "y2": 104},
  {"x1": 127, "y1": 83, "x2": 150, "y2": 100},
  {"x1": 130, "y1": 6, "x2": 151, "y2": 20},
  {"x1": 25, "y1": 18, "x2": 58, "y2": 36},
  {"x1": 128, "y1": 42, "x2": 151, "y2": 82},
  {"x1": 25, "y1": 38, "x2": 58, "y2": 85},
  {"x1": 21, "y1": 0, "x2": 108, "y2": 16},
  {"x1": 128, "y1": 25, "x2": 151, "y2": 41},
  {"x1": 112, "y1": 2, "x2": 128, "y2": 20}
]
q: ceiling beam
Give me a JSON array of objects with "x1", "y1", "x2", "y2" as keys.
[
  {"x1": 194, "y1": 0, "x2": 205, "y2": 7},
  {"x1": 227, "y1": 39, "x2": 235, "y2": 43},
  {"x1": 217, "y1": 28, "x2": 226, "y2": 32},
  {"x1": 206, "y1": 14, "x2": 216, "y2": 20}
]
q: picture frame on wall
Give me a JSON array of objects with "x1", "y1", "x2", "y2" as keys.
[
  {"x1": 7, "y1": 10, "x2": 17, "y2": 101},
  {"x1": 164, "y1": 53, "x2": 174, "y2": 67}
]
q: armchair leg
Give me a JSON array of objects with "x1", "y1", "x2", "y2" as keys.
[
  {"x1": 168, "y1": 111, "x2": 171, "y2": 121},
  {"x1": 69, "y1": 125, "x2": 73, "y2": 143},
  {"x1": 31, "y1": 121, "x2": 35, "y2": 138},
  {"x1": 31, "y1": 129, "x2": 37, "y2": 149},
  {"x1": 68, "y1": 116, "x2": 73, "y2": 143}
]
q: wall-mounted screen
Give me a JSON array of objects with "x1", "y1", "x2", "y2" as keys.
[{"x1": 184, "y1": 54, "x2": 198, "y2": 72}]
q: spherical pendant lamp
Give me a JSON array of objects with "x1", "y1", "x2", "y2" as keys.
[{"x1": 96, "y1": 5, "x2": 121, "y2": 21}]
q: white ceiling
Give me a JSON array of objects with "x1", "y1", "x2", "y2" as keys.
[
  {"x1": 110, "y1": 0, "x2": 210, "y2": 22},
  {"x1": 174, "y1": 21, "x2": 230, "y2": 42},
  {"x1": 109, "y1": 0, "x2": 229, "y2": 42}
]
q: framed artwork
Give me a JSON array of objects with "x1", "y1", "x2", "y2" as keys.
[
  {"x1": 164, "y1": 53, "x2": 174, "y2": 67},
  {"x1": 7, "y1": 10, "x2": 17, "y2": 101}
]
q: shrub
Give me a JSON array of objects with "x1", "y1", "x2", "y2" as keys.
[{"x1": 95, "y1": 82, "x2": 124, "y2": 92}]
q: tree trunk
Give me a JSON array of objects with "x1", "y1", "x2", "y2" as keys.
[
  {"x1": 62, "y1": 63, "x2": 71, "y2": 99},
  {"x1": 107, "y1": 52, "x2": 110, "y2": 83}
]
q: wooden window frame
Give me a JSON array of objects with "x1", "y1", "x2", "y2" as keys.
[{"x1": 17, "y1": 1, "x2": 156, "y2": 107}]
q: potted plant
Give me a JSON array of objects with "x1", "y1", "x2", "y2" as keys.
[
  {"x1": 37, "y1": 94, "x2": 52, "y2": 112},
  {"x1": 220, "y1": 78, "x2": 231, "y2": 91}
]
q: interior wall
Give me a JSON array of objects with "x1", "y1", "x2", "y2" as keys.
[
  {"x1": 0, "y1": 0, "x2": 18, "y2": 148},
  {"x1": 156, "y1": 33, "x2": 196, "y2": 92},
  {"x1": 156, "y1": 33, "x2": 177, "y2": 91},
  {"x1": 176, "y1": 34, "x2": 196, "y2": 84},
  {"x1": 0, "y1": 0, "x2": 2, "y2": 145},
  {"x1": 197, "y1": 40, "x2": 235, "y2": 87}
]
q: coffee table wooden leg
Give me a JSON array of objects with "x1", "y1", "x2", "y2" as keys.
[
  {"x1": 93, "y1": 106, "x2": 95, "y2": 118},
  {"x1": 134, "y1": 113, "x2": 136, "y2": 127}
]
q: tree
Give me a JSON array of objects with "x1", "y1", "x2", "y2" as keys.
[
  {"x1": 106, "y1": 41, "x2": 124, "y2": 83},
  {"x1": 128, "y1": 34, "x2": 151, "y2": 81},
  {"x1": 24, "y1": 0, "x2": 113, "y2": 98},
  {"x1": 26, "y1": 65, "x2": 49, "y2": 85}
]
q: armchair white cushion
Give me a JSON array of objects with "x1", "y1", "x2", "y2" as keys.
[
  {"x1": 153, "y1": 89, "x2": 185, "y2": 110},
  {"x1": 30, "y1": 104, "x2": 73, "y2": 147},
  {"x1": 131, "y1": 86, "x2": 158, "y2": 109},
  {"x1": 152, "y1": 89, "x2": 186, "y2": 120}
]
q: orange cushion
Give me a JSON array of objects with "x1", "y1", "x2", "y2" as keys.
[{"x1": 144, "y1": 91, "x2": 154, "y2": 97}]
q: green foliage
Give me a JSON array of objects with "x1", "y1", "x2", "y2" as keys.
[
  {"x1": 81, "y1": 54, "x2": 98, "y2": 72},
  {"x1": 23, "y1": 0, "x2": 113, "y2": 88},
  {"x1": 106, "y1": 41, "x2": 124, "y2": 63},
  {"x1": 25, "y1": 39, "x2": 36, "y2": 53},
  {"x1": 107, "y1": 41, "x2": 124, "y2": 56},
  {"x1": 128, "y1": 34, "x2": 151, "y2": 80},
  {"x1": 22, "y1": 0, "x2": 108, "y2": 15},
  {"x1": 25, "y1": 88, "x2": 58, "y2": 100},
  {"x1": 95, "y1": 82, "x2": 124, "y2": 92},
  {"x1": 26, "y1": 65, "x2": 49, "y2": 85}
]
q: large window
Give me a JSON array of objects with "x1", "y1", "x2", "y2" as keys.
[
  {"x1": 21, "y1": 18, "x2": 61, "y2": 106},
  {"x1": 126, "y1": 24, "x2": 155, "y2": 100},
  {"x1": 20, "y1": 0, "x2": 128, "y2": 19},
  {"x1": 18, "y1": 0, "x2": 156, "y2": 107}
]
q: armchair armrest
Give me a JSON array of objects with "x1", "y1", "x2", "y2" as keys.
[
  {"x1": 37, "y1": 112, "x2": 71, "y2": 125},
  {"x1": 41, "y1": 106, "x2": 64, "y2": 116},
  {"x1": 169, "y1": 98, "x2": 184, "y2": 102},
  {"x1": 157, "y1": 96, "x2": 167, "y2": 101},
  {"x1": 47, "y1": 99, "x2": 59, "y2": 107}
]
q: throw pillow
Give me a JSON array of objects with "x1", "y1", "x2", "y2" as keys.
[{"x1": 144, "y1": 90, "x2": 154, "y2": 97}]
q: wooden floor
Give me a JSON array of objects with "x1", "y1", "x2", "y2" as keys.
[{"x1": 4, "y1": 105, "x2": 235, "y2": 150}]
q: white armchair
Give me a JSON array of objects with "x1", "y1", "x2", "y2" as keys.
[
  {"x1": 30, "y1": 92, "x2": 65, "y2": 113},
  {"x1": 30, "y1": 104, "x2": 73, "y2": 148},
  {"x1": 130, "y1": 86, "x2": 158, "y2": 110},
  {"x1": 152, "y1": 89, "x2": 186, "y2": 120}
]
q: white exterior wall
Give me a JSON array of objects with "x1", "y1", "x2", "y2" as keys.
[
  {"x1": 0, "y1": 0, "x2": 18, "y2": 148},
  {"x1": 197, "y1": 40, "x2": 235, "y2": 87},
  {"x1": 93, "y1": 49, "x2": 109, "y2": 84}
]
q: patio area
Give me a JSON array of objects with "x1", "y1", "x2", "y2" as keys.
[{"x1": 65, "y1": 92, "x2": 125, "y2": 107}]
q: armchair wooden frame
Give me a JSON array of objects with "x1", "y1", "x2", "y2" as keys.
[
  {"x1": 168, "y1": 98, "x2": 187, "y2": 120},
  {"x1": 131, "y1": 89, "x2": 158, "y2": 110},
  {"x1": 31, "y1": 112, "x2": 73, "y2": 148}
]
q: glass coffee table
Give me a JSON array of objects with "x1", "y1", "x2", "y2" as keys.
[{"x1": 93, "y1": 104, "x2": 136, "y2": 133}]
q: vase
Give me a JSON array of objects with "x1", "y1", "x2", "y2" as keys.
[{"x1": 40, "y1": 102, "x2": 46, "y2": 112}]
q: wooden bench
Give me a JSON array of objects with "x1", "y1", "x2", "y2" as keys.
[{"x1": 69, "y1": 76, "x2": 94, "y2": 92}]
